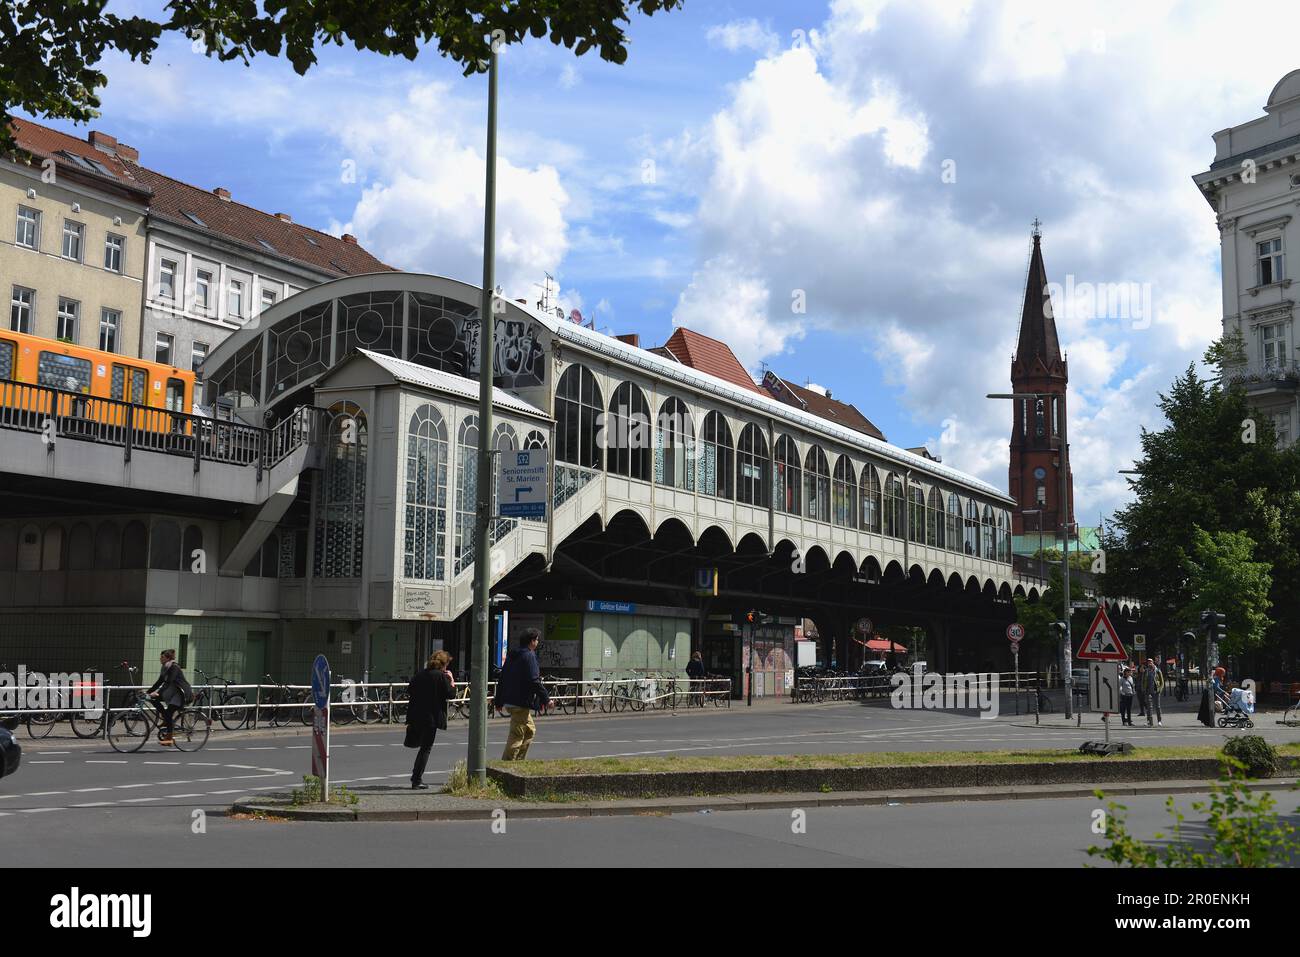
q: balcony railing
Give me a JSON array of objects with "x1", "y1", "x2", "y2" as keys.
[
  {"x1": 1224, "y1": 359, "x2": 1300, "y2": 389},
  {"x1": 0, "y1": 378, "x2": 325, "y2": 477}
]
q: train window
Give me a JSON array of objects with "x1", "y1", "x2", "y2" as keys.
[
  {"x1": 0, "y1": 339, "x2": 14, "y2": 381},
  {"x1": 165, "y1": 378, "x2": 186, "y2": 412},
  {"x1": 37, "y1": 351, "x2": 92, "y2": 392},
  {"x1": 111, "y1": 364, "x2": 148, "y2": 403}
]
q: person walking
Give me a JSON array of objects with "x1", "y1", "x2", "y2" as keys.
[
  {"x1": 146, "y1": 649, "x2": 191, "y2": 747},
  {"x1": 493, "y1": 629, "x2": 549, "y2": 761},
  {"x1": 1118, "y1": 666, "x2": 1135, "y2": 726},
  {"x1": 404, "y1": 651, "x2": 453, "y2": 789},
  {"x1": 1141, "y1": 657, "x2": 1163, "y2": 727}
]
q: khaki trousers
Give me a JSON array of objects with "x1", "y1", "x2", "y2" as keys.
[{"x1": 502, "y1": 706, "x2": 536, "y2": 760}]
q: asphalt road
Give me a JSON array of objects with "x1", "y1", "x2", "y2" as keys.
[{"x1": 3, "y1": 699, "x2": 1296, "y2": 866}]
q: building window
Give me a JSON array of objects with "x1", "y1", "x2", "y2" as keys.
[
  {"x1": 555, "y1": 364, "x2": 603, "y2": 470},
  {"x1": 883, "y1": 473, "x2": 905, "y2": 538},
  {"x1": 698, "y1": 411, "x2": 733, "y2": 499},
  {"x1": 403, "y1": 404, "x2": 446, "y2": 580},
  {"x1": 454, "y1": 416, "x2": 479, "y2": 575},
  {"x1": 99, "y1": 309, "x2": 120, "y2": 353},
  {"x1": 982, "y1": 504, "x2": 995, "y2": 559},
  {"x1": 964, "y1": 498, "x2": 980, "y2": 555},
  {"x1": 803, "y1": 446, "x2": 831, "y2": 523},
  {"x1": 773, "y1": 436, "x2": 801, "y2": 515},
  {"x1": 262, "y1": 288, "x2": 278, "y2": 310},
  {"x1": 61, "y1": 220, "x2": 84, "y2": 261},
  {"x1": 228, "y1": 279, "x2": 244, "y2": 319},
  {"x1": 927, "y1": 487, "x2": 944, "y2": 547},
  {"x1": 56, "y1": 298, "x2": 79, "y2": 342},
  {"x1": 158, "y1": 259, "x2": 177, "y2": 300},
  {"x1": 315, "y1": 402, "x2": 368, "y2": 578},
  {"x1": 736, "y1": 423, "x2": 769, "y2": 507},
  {"x1": 860, "y1": 465, "x2": 881, "y2": 532},
  {"x1": 946, "y1": 493, "x2": 963, "y2": 553},
  {"x1": 1257, "y1": 237, "x2": 1284, "y2": 286},
  {"x1": 1272, "y1": 410, "x2": 1292, "y2": 448},
  {"x1": 195, "y1": 269, "x2": 213, "y2": 313},
  {"x1": 605, "y1": 381, "x2": 651, "y2": 480},
  {"x1": 155, "y1": 333, "x2": 173, "y2": 366},
  {"x1": 104, "y1": 234, "x2": 124, "y2": 273},
  {"x1": 655, "y1": 396, "x2": 695, "y2": 490},
  {"x1": 16, "y1": 206, "x2": 40, "y2": 249},
  {"x1": 832, "y1": 455, "x2": 857, "y2": 528},
  {"x1": 1261, "y1": 322, "x2": 1290, "y2": 366},
  {"x1": 10, "y1": 286, "x2": 34, "y2": 333},
  {"x1": 191, "y1": 341, "x2": 208, "y2": 380},
  {"x1": 908, "y1": 486, "x2": 925, "y2": 543}
]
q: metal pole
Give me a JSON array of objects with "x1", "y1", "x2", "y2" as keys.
[
  {"x1": 467, "y1": 48, "x2": 498, "y2": 785},
  {"x1": 1060, "y1": 398, "x2": 1073, "y2": 720}
]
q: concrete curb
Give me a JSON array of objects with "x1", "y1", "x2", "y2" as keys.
[{"x1": 230, "y1": 775, "x2": 1300, "y2": 823}]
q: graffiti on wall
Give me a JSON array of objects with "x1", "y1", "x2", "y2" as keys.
[{"x1": 464, "y1": 317, "x2": 546, "y2": 389}]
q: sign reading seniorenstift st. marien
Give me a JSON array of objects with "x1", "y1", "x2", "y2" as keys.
[{"x1": 499, "y1": 449, "x2": 548, "y2": 519}]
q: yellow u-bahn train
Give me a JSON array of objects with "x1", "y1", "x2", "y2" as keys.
[{"x1": 0, "y1": 328, "x2": 196, "y2": 428}]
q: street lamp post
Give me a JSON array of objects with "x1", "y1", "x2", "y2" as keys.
[
  {"x1": 467, "y1": 47, "x2": 499, "y2": 785},
  {"x1": 988, "y1": 391, "x2": 1073, "y2": 719}
]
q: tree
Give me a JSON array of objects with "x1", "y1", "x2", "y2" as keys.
[
  {"x1": 1, "y1": 0, "x2": 683, "y2": 151},
  {"x1": 1099, "y1": 362, "x2": 1300, "y2": 674},
  {"x1": 1178, "y1": 526, "x2": 1273, "y2": 655}
]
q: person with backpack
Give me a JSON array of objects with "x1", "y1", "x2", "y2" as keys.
[
  {"x1": 147, "y1": 649, "x2": 192, "y2": 747},
  {"x1": 493, "y1": 629, "x2": 549, "y2": 760}
]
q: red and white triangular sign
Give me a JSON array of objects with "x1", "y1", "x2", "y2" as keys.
[{"x1": 1076, "y1": 606, "x2": 1128, "y2": 661}]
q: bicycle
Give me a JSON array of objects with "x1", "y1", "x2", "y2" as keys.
[
  {"x1": 1281, "y1": 690, "x2": 1300, "y2": 726},
  {"x1": 194, "y1": 669, "x2": 250, "y2": 730},
  {"x1": 0, "y1": 662, "x2": 59, "y2": 739},
  {"x1": 107, "y1": 689, "x2": 210, "y2": 753},
  {"x1": 258, "y1": 675, "x2": 312, "y2": 727}
]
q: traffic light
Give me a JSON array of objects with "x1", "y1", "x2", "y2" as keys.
[
  {"x1": 1211, "y1": 613, "x2": 1227, "y2": 644},
  {"x1": 1049, "y1": 621, "x2": 1067, "y2": 638},
  {"x1": 745, "y1": 610, "x2": 773, "y2": 625}
]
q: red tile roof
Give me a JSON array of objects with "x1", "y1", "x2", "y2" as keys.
[
  {"x1": 7, "y1": 116, "x2": 391, "y2": 277},
  {"x1": 762, "y1": 372, "x2": 887, "y2": 441},
  {"x1": 126, "y1": 163, "x2": 392, "y2": 277},
  {"x1": 6, "y1": 117, "x2": 150, "y2": 198},
  {"x1": 660, "y1": 326, "x2": 763, "y2": 394}
]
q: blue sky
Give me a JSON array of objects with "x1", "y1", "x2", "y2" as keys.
[{"x1": 40, "y1": 0, "x2": 1300, "y2": 523}]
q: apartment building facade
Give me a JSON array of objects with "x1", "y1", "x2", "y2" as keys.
[
  {"x1": 3, "y1": 118, "x2": 390, "y2": 393},
  {"x1": 1, "y1": 121, "x2": 150, "y2": 357},
  {"x1": 1193, "y1": 69, "x2": 1300, "y2": 447}
]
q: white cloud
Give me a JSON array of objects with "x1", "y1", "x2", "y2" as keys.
[{"x1": 706, "y1": 18, "x2": 780, "y2": 56}]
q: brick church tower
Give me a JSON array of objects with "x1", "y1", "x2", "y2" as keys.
[{"x1": 1009, "y1": 225, "x2": 1074, "y2": 541}]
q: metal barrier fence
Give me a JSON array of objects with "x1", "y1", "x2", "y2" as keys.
[
  {"x1": 0, "y1": 378, "x2": 325, "y2": 475},
  {"x1": 0, "y1": 675, "x2": 733, "y2": 738}
]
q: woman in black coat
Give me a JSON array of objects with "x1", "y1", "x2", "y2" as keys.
[{"x1": 405, "y1": 651, "x2": 453, "y2": 789}]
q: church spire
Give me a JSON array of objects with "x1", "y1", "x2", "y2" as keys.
[{"x1": 1013, "y1": 226, "x2": 1063, "y2": 372}]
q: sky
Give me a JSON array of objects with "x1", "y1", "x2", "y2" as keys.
[{"x1": 41, "y1": 0, "x2": 1300, "y2": 526}]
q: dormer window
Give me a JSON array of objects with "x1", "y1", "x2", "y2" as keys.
[{"x1": 1257, "y1": 237, "x2": 1284, "y2": 286}]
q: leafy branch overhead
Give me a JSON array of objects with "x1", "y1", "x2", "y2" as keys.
[{"x1": 0, "y1": 0, "x2": 684, "y2": 151}]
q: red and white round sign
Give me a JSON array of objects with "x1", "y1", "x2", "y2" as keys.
[{"x1": 1007, "y1": 623, "x2": 1025, "y2": 642}]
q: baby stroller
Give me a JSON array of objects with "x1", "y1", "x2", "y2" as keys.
[{"x1": 1215, "y1": 685, "x2": 1255, "y2": 729}]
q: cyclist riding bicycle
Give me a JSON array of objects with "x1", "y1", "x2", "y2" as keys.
[{"x1": 146, "y1": 649, "x2": 193, "y2": 747}]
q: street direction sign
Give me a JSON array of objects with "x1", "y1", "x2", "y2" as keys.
[
  {"x1": 1007, "y1": 623, "x2": 1024, "y2": 642},
  {"x1": 1071, "y1": 600, "x2": 1097, "y2": 610},
  {"x1": 1089, "y1": 661, "x2": 1122, "y2": 712},
  {"x1": 1076, "y1": 606, "x2": 1128, "y2": 661},
  {"x1": 310, "y1": 654, "x2": 330, "y2": 794},
  {"x1": 499, "y1": 449, "x2": 548, "y2": 519}
]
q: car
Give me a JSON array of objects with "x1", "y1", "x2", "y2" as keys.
[
  {"x1": 0, "y1": 717, "x2": 21, "y2": 780},
  {"x1": 1071, "y1": 668, "x2": 1091, "y2": 693}
]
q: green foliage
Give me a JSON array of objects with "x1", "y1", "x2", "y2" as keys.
[
  {"x1": 1203, "y1": 329, "x2": 1247, "y2": 377},
  {"x1": 1178, "y1": 527, "x2": 1272, "y2": 652},
  {"x1": 2, "y1": 0, "x2": 684, "y2": 151},
  {"x1": 291, "y1": 774, "x2": 359, "y2": 805},
  {"x1": 444, "y1": 759, "x2": 505, "y2": 799},
  {"x1": 1221, "y1": 735, "x2": 1280, "y2": 779},
  {"x1": 1100, "y1": 365, "x2": 1300, "y2": 659},
  {"x1": 1088, "y1": 760, "x2": 1300, "y2": 867}
]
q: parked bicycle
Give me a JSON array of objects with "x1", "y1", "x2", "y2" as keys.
[
  {"x1": 194, "y1": 668, "x2": 250, "y2": 730},
  {"x1": 258, "y1": 674, "x2": 312, "y2": 727},
  {"x1": 0, "y1": 661, "x2": 59, "y2": 739}
]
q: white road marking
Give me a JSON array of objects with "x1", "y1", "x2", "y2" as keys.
[
  {"x1": 165, "y1": 794, "x2": 204, "y2": 799},
  {"x1": 87, "y1": 760, "x2": 127, "y2": 764},
  {"x1": 29, "y1": 761, "x2": 64, "y2": 765},
  {"x1": 122, "y1": 797, "x2": 160, "y2": 803}
]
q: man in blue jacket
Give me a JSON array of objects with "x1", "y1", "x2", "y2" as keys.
[{"x1": 493, "y1": 628, "x2": 550, "y2": 760}]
